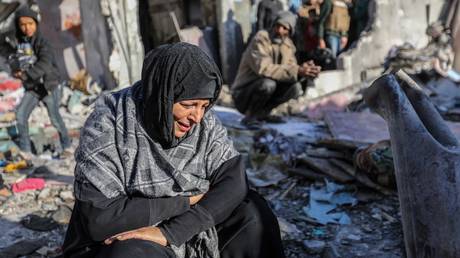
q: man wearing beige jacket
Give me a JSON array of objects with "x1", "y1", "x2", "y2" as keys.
[{"x1": 232, "y1": 11, "x2": 320, "y2": 128}]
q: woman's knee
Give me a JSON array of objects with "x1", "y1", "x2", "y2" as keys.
[
  {"x1": 234, "y1": 191, "x2": 279, "y2": 236},
  {"x1": 219, "y1": 191, "x2": 285, "y2": 258},
  {"x1": 96, "y1": 239, "x2": 175, "y2": 258}
]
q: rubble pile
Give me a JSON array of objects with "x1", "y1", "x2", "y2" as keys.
[
  {"x1": 217, "y1": 68, "x2": 460, "y2": 258},
  {"x1": 0, "y1": 74, "x2": 95, "y2": 257},
  {"x1": 384, "y1": 22, "x2": 454, "y2": 77},
  {"x1": 0, "y1": 156, "x2": 76, "y2": 257},
  {"x1": 0, "y1": 75, "x2": 458, "y2": 257},
  {"x1": 215, "y1": 106, "x2": 404, "y2": 258}
]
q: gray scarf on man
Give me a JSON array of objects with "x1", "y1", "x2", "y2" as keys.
[{"x1": 74, "y1": 43, "x2": 238, "y2": 258}]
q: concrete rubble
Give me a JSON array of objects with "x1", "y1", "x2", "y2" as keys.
[
  {"x1": 0, "y1": 76, "x2": 410, "y2": 257},
  {"x1": 214, "y1": 104, "x2": 404, "y2": 258},
  {"x1": 0, "y1": 1, "x2": 458, "y2": 257},
  {"x1": 0, "y1": 70, "x2": 91, "y2": 257},
  {"x1": 1, "y1": 71, "x2": 457, "y2": 256}
]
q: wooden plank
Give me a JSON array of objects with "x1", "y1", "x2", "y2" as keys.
[
  {"x1": 297, "y1": 156, "x2": 354, "y2": 183},
  {"x1": 316, "y1": 138, "x2": 363, "y2": 151},
  {"x1": 305, "y1": 147, "x2": 351, "y2": 161},
  {"x1": 329, "y1": 158, "x2": 394, "y2": 195},
  {"x1": 287, "y1": 167, "x2": 327, "y2": 181},
  {"x1": 329, "y1": 159, "x2": 356, "y2": 176}
]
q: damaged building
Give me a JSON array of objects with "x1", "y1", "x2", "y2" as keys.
[{"x1": 1, "y1": 0, "x2": 455, "y2": 93}]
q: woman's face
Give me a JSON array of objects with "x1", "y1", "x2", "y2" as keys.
[{"x1": 172, "y1": 99, "x2": 210, "y2": 138}]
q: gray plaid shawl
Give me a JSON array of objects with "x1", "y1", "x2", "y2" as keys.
[{"x1": 74, "y1": 86, "x2": 238, "y2": 258}]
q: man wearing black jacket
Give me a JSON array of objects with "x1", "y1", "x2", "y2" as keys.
[{"x1": 0, "y1": 7, "x2": 71, "y2": 156}]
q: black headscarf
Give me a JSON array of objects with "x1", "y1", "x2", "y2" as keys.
[{"x1": 139, "y1": 43, "x2": 223, "y2": 149}]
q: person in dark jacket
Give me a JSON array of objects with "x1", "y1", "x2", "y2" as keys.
[
  {"x1": 0, "y1": 7, "x2": 71, "y2": 156},
  {"x1": 62, "y1": 43, "x2": 285, "y2": 258}
]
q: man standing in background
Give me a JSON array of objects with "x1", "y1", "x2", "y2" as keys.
[{"x1": 318, "y1": 0, "x2": 352, "y2": 57}]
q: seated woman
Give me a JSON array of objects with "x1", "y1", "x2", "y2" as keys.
[{"x1": 62, "y1": 43, "x2": 285, "y2": 258}]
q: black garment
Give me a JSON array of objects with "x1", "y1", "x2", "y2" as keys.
[
  {"x1": 96, "y1": 240, "x2": 176, "y2": 258},
  {"x1": 217, "y1": 190, "x2": 285, "y2": 258},
  {"x1": 19, "y1": 33, "x2": 60, "y2": 93},
  {"x1": 140, "y1": 43, "x2": 223, "y2": 149},
  {"x1": 63, "y1": 155, "x2": 249, "y2": 257},
  {"x1": 316, "y1": 0, "x2": 332, "y2": 40},
  {"x1": 233, "y1": 78, "x2": 303, "y2": 117},
  {"x1": 257, "y1": 0, "x2": 284, "y2": 31},
  {"x1": 159, "y1": 155, "x2": 248, "y2": 246},
  {"x1": 94, "y1": 191, "x2": 285, "y2": 258},
  {"x1": 0, "y1": 30, "x2": 15, "y2": 59}
]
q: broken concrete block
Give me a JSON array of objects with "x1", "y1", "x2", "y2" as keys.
[
  {"x1": 38, "y1": 188, "x2": 52, "y2": 200},
  {"x1": 52, "y1": 205, "x2": 72, "y2": 224},
  {"x1": 59, "y1": 190, "x2": 74, "y2": 202}
]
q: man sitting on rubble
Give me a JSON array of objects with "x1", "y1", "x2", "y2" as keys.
[
  {"x1": 0, "y1": 7, "x2": 71, "y2": 157},
  {"x1": 232, "y1": 11, "x2": 321, "y2": 128}
]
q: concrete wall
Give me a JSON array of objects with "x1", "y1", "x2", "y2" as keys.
[
  {"x1": 308, "y1": 0, "x2": 446, "y2": 97},
  {"x1": 39, "y1": 0, "x2": 143, "y2": 88},
  {"x1": 217, "y1": 0, "x2": 289, "y2": 83},
  {"x1": 102, "y1": 0, "x2": 144, "y2": 88},
  {"x1": 38, "y1": 0, "x2": 87, "y2": 80},
  {"x1": 217, "y1": 0, "x2": 251, "y2": 83},
  {"x1": 218, "y1": 0, "x2": 447, "y2": 95}
]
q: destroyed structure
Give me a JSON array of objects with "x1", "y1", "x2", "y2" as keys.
[{"x1": 0, "y1": 0, "x2": 459, "y2": 257}]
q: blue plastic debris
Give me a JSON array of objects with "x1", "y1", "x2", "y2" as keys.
[{"x1": 303, "y1": 180, "x2": 357, "y2": 225}]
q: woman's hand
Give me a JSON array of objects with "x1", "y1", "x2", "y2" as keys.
[
  {"x1": 104, "y1": 226, "x2": 167, "y2": 246},
  {"x1": 189, "y1": 193, "x2": 205, "y2": 205}
]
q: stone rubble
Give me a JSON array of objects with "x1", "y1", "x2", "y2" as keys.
[{"x1": 2, "y1": 73, "x2": 459, "y2": 257}]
